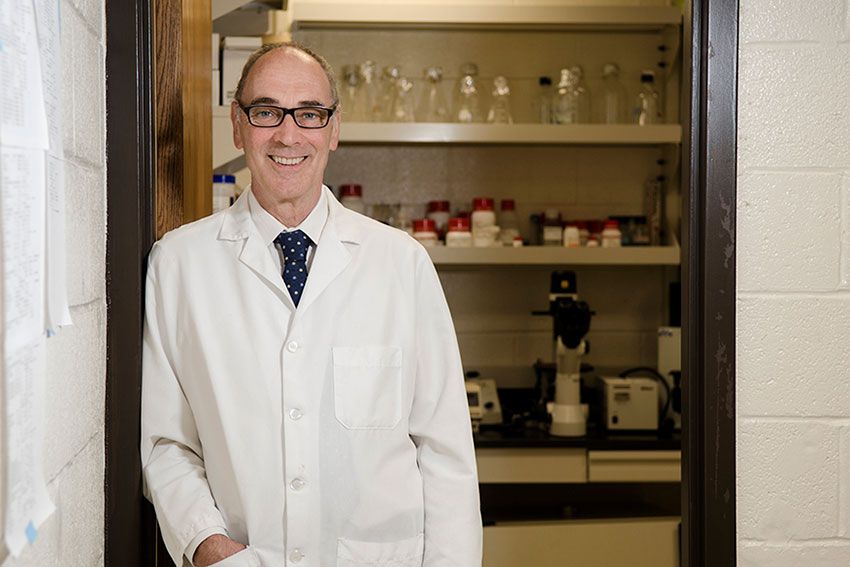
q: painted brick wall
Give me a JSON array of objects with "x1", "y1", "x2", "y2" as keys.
[
  {"x1": 4, "y1": 0, "x2": 107, "y2": 565},
  {"x1": 737, "y1": 1, "x2": 850, "y2": 565}
]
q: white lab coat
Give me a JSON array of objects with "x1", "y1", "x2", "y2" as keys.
[{"x1": 141, "y1": 188, "x2": 482, "y2": 567}]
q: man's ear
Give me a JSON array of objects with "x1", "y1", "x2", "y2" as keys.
[
  {"x1": 329, "y1": 113, "x2": 340, "y2": 152},
  {"x1": 231, "y1": 101, "x2": 244, "y2": 150}
]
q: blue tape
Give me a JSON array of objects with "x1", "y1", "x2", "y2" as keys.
[{"x1": 25, "y1": 521, "x2": 37, "y2": 544}]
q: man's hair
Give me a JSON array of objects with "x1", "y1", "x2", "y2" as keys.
[{"x1": 233, "y1": 41, "x2": 339, "y2": 107}]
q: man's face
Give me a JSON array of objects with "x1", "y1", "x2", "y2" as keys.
[{"x1": 231, "y1": 48, "x2": 340, "y2": 207}]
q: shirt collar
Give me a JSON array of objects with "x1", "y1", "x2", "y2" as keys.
[{"x1": 248, "y1": 185, "x2": 329, "y2": 246}]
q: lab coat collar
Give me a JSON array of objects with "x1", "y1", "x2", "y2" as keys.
[{"x1": 218, "y1": 186, "x2": 362, "y2": 312}]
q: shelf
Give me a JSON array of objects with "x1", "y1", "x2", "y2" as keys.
[
  {"x1": 427, "y1": 245, "x2": 680, "y2": 266},
  {"x1": 339, "y1": 123, "x2": 682, "y2": 145},
  {"x1": 291, "y1": 3, "x2": 683, "y2": 31}
]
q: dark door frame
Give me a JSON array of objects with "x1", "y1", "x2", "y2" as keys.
[{"x1": 104, "y1": 0, "x2": 738, "y2": 565}]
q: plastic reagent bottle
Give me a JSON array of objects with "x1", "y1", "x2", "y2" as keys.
[
  {"x1": 537, "y1": 76, "x2": 553, "y2": 124},
  {"x1": 634, "y1": 70, "x2": 663, "y2": 125},
  {"x1": 416, "y1": 66, "x2": 449, "y2": 122},
  {"x1": 498, "y1": 199, "x2": 521, "y2": 245},
  {"x1": 599, "y1": 63, "x2": 628, "y2": 124}
]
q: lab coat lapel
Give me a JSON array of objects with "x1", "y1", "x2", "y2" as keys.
[
  {"x1": 219, "y1": 191, "x2": 291, "y2": 304},
  {"x1": 296, "y1": 195, "x2": 357, "y2": 314}
]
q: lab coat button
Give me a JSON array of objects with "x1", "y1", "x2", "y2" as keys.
[
  {"x1": 287, "y1": 341, "x2": 299, "y2": 353},
  {"x1": 289, "y1": 548, "x2": 304, "y2": 562},
  {"x1": 289, "y1": 478, "x2": 306, "y2": 491},
  {"x1": 288, "y1": 408, "x2": 303, "y2": 421}
]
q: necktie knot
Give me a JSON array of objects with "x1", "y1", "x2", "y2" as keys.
[{"x1": 274, "y1": 230, "x2": 312, "y2": 307}]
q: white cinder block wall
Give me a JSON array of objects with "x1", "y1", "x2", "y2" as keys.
[
  {"x1": 4, "y1": 0, "x2": 107, "y2": 565},
  {"x1": 737, "y1": 1, "x2": 850, "y2": 565}
]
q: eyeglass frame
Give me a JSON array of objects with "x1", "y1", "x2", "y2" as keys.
[{"x1": 237, "y1": 102, "x2": 338, "y2": 129}]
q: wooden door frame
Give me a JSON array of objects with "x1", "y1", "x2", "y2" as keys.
[{"x1": 104, "y1": 1, "x2": 739, "y2": 565}]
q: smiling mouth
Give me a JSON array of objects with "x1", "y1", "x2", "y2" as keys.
[{"x1": 270, "y1": 155, "x2": 307, "y2": 166}]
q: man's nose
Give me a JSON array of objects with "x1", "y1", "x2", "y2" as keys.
[{"x1": 272, "y1": 113, "x2": 301, "y2": 144}]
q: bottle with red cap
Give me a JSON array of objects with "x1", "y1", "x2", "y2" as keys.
[
  {"x1": 471, "y1": 197, "x2": 499, "y2": 247},
  {"x1": 446, "y1": 217, "x2": 472, "y2": 247},
  {"x1": 412, "y1": 218, "x2": 439, "y2": 247},
  {"x1": 498, "y1": 199, "x2": 521, "y2": 246},
  {"x1": 426, "y1": 200, "x2": 451, "y2": 237},
  {"x1": 339, "y1": 184, "x2": 365, "y2": 214},
  {"x1": 601, "y1": 219, "x2": 622, "y2": 248}
]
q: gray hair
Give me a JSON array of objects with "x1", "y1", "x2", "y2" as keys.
[{"x1": 234, "y1": 41, "x2": 339, "y2": 107}]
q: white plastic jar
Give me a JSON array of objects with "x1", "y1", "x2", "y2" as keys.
[
  {"x1": 471, "y1": 197, "x2": 499, "y2": 247},
  {"x1": 446, "y1": 217, "x2": 472, "y2": 247},
  {"x1": 212, "y1": 174, "x2": 237, "y2": 212},
  {"x1": 601, "y1": 219, "x2": 623, "y2": 248},
  {"x1": 413, "y1": 218, "x2": 439, "y2": 247},
  {"x1": 339, "y1": 184, "x2": 366, "y2": 214},
  {"x1": 426, "y1": 200, "x2": 451, "y2": 236},
  {"x1": 562, "y1": 224, "x2": 580, "y2": 248}
]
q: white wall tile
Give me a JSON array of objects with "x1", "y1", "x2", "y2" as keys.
[
  {"x1": 64, "y1": 161, "x2": 106, "y2": 306},
  {"x1": 738, "y1": 421, "x2": 840, "y2": 540},
  {"x1": 739, "y1": 0, "x2": 845, "y2": 44},
  {"x1": 737, "y1": 172, "x2": 841, "y2": 292},
  {"x1": 43, "y1": 302, "x2": 106, "y2": 483},
  {"x1": 738, "y1": 44, "x2": 850, "y2": 169},
  {"x1": 739, "y1": 544, "x2": 850, "y2": 567},
  {"x1": 738, "y1": 297, "x2": 850, "y2": 416}
]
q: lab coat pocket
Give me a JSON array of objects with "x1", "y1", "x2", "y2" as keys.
[
  {"x1": 207, "y1": 546, "x2": 261, "y2": 567},
  {"x1": 337, "y1": 533, "x2": 424, "y2": 567},
  {"x1": 333, "y1": 346, "x2": 402, "y2": 429}
]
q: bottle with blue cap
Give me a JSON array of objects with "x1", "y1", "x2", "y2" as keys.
[{"x1": 212, "y1": 174, "x2": 237, "y2": 212}]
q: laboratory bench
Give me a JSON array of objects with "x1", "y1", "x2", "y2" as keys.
[{"x1": 473, "y1": 423, "x2": 681, "y2": 566}]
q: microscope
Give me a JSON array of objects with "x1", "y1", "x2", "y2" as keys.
[{"x1": 535, "y1": 271, "x2": 593, "y2": 437}]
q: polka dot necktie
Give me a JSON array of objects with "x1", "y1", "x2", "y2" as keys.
[{"x1": 274, "y1": 229, "x2": 312, "y2": 307}]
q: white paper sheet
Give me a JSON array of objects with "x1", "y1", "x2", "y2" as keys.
[
  {"x1": 0, "y1": 147, "x2": 46, "y2": 353},
  {"x1": 3, "y1": 337, "x2": 54, "y2": 556},
  {"x1": 33, "y1": 0, "x2": 62, "y2": 158},
  {"x1": 0, "y1": 0, "x2": 50, "y2": 150}
]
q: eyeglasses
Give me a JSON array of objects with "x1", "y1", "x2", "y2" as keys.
[{"x1": 238, "y1": 103, "x2": 337, "y2": 129}]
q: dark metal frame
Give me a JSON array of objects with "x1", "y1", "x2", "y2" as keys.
[
  {"x1": 682, "y1": 0, "x2": 738, "y2": 565},
  {"x1": 103, "y1": 1, "x2": 739, "y2": 565},
  {"x1": 104, "y1": 0, "x2": 157, "y2": 565}
]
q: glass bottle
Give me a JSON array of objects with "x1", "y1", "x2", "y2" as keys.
[
  {"x1": 357, "y1": 60, "x2": 381, "y2": 122},
  {"x1": 552, "y1": 68, "x2": 580, "y2": 124},
  {"x1": 486, "y1": 76, "x2": 513, "y2": 124},
  {"x1": 415, "y1": 66, "x2": 449, "y2": 122},
  {"x1": 571, "y1": 65, "x2": 591, "y2": 123},
  {"x1": 536, "y1": 76, "x2": 553, "y2": 124},
  {"x1": 379, "y1": 65, "x2": 402, "y2": 121},
  {"x1": 599, "y1": 63, "x2": 628, "y2": 124},
  {"x1": 634, "y1": 70, "x2": 663, "y2": 125},
  {"x1": 391, "y1": 77, "x2": 416, "y2": 122},
  {"x1": 340, "y1": 64, "x2": 364, "y2": 121},
  {"x1": 453, "y1": 62, "x2": 483, "y2": 123}
]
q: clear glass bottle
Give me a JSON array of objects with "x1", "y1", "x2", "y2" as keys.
[
  {"x1": 552, "y1": 68, "x2": 581, "y2": 125},
  {"x1": 486, "y1": 76, "x2": 513, "y2": 124},
  {"x1": 571, "y1": 65, "x2": 591, "y2": 123},
  {"x1": 357, "y1": 60, "x2": 381, "y2": 122},
  {"x1": 340, "y1": 64, "x2": 364, "y2": 121},
  {"x1": 634, "y1": 70, "x2": 663, "y2": 125},
  {"x1": 536, "y1": 76, "x2": 553, "y2": 124},
  {"x1": 453, "y1": 62, "x2": 483, "y2": 123},
  {"x1": 391, "y1": 77, "x2": 416, "y2": 122},
  {"x1": 416, "y1": 66, "x2": 449, "y2": 122},
  {"x1": 379, "y1": 65, "x2": 402, "y2": 121},
  {"x1": 599, "y1": 63, "x2": 628, "y2": 124}
]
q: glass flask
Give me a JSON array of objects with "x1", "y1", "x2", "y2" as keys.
[
  {"x1": 340, "y1": 64, "x2": 365, "y2": 121},
  {"x1": 379, "y1": 65, "x2": 402, "y2": 121},
  {"x1": 391, "y1": 77, "x2": 416, "y2": 122},
  {"x1": 415, "y1": 66, "x2": 449, "y2": 122},
  {"x1": 356, "y1": 60, "x2": 381, "y2": 122},
  {"x1": 453, "y1": 62, "x2": 484, "y2": 123},
  {"x1": 634, "y1": 70, "x2": 663, "y2": 125},
  {"x1": 536, "y1": 76, "x2": 552, "y2": 124},
  {"x1": 486, "y1": 75, "x2": 513, "y2": 124},
  {"x1": 552, "y1": 68, "x2": 581, "y2": 124},
  {"x1": 570, "y1": 65, "x2": 591, "y2": 123},
  {"x1": 599, "y1": 63, "x2": 628, "y2": 124}
]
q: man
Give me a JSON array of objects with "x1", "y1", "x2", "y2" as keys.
[{"x1": 141, "y1": 42, "x2": 482, "y2": 567}]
